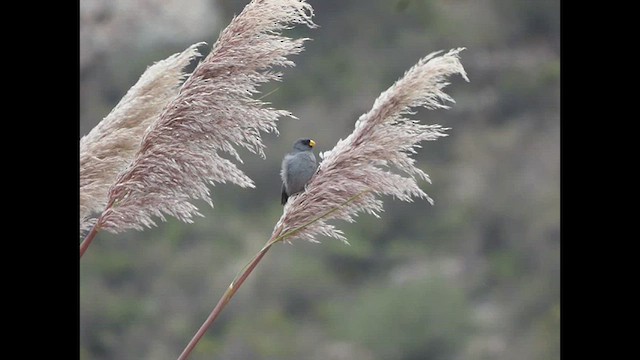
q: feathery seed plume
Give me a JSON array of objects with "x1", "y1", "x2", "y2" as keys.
[
  {"x1": 80, "y1": 44, "x2": 202, "y2": 230},
  {"x1": 273, "y1": 48, "x2": 468, "y2": 244},
  {"x1": 94, "y1": 0, "x2": 316, "y2": 233}
]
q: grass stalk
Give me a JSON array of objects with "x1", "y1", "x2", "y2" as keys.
[
  {"x1": 80, "y1": 224, "x2": 99, "y2": 258},
  {"x1": 176, "y1": 191, "x2": 368, "y2": 359}
]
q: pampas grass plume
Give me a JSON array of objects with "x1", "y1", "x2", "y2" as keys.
[
  {"x1": 80, "y1": 44, "x2": 202, "y2": 230},
  {"x1": 86, "y1": 0, "x2": 316, "y2": 235},
  {"x1": 273, "y1": 48, "x2": 469, "y2": 244}
]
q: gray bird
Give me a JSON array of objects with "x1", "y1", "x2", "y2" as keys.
[{"x1": 281, "y1": 138, "x2": 317, "y2": 205}]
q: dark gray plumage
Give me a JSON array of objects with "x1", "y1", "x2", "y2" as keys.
[{"x1": 281, "y1": 138, "x2": 317, "y2": 205}]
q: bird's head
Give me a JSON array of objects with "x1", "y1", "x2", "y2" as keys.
[{"x1": 293, "y1": 138, "x2": 316, "y2": 151}]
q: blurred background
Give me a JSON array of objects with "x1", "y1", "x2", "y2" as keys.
[{"x1": 80, "y1": 0, "x2": 559, "y2": 359}]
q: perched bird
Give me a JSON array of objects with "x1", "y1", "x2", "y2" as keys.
[{"x1": 281, "y1": 138, "x2": 317, "y2": 205}]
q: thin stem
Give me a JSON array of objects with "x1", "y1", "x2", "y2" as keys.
[
  {"x1": 176, "y1": 190, "x2": 370, "y2": 359},
  {"x1": 80, "y1": 224, "x2": 99, "y2": 258},
  {"x1": 177, "y1": 229, "x2": 282, "y2": 360},
  {"x1": 80, "y1": 198, "x2": 115, "y2": 258},
  {"x1": 257, "y1": 86, "x2": 280, "y2": 100}
]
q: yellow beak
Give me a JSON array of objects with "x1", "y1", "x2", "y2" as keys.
[{"x1": 309, "y1": 139, "x2": 316, "y2": 148}]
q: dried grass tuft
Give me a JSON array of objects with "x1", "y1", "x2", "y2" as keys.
[
  {"x1": 80, "y1": 44, "x2": 202, "y2": 230},
  {"x1": 273, "y1": 48, "x2": 469, "y2": 243},
  {"x1": 92, "y1": 0, "x2": 316, "y2": 233}
]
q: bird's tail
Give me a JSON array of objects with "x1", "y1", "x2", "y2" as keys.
[{"x1": 281, "y1": 183, "x2": 289, "y2": 205}]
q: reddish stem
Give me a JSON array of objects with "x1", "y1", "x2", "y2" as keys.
[
  {"x1": 80, "y1": 199, "x2": 114, "y2": 258},
  {"x1": 80, "y1": 224, "x2": 99, "y2": 258},
  {"x1": 177, "y1": 241, "x2": 276, "y2": 360}
]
